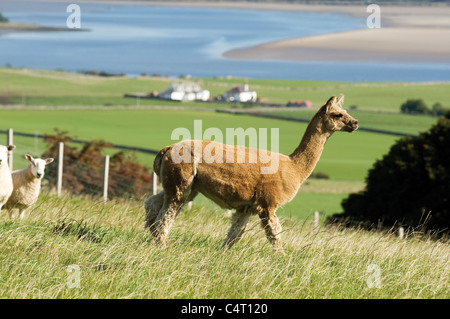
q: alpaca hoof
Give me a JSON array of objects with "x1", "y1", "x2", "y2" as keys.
[{"x1": 154, "y1": 235, "x2": 170, "y2": 245}]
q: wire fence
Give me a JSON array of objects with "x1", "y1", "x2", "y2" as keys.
[{"x1": 1, "y1": 129, "x2": 160, "y2": 201}]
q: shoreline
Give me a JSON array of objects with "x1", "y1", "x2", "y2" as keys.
[{"x1": 0, "y1": 22, "x2": 89, "y2": 35}]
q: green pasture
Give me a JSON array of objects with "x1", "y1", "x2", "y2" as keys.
[
  {"x1": 270, "y1": 109, "x2": 438, "y2": 136},
  {"x1": 0, "y1": 108, "x2": 397, "y2": 182},
  {"x1": 2, "y1": 68, "x2": 450, "y2": 112}
]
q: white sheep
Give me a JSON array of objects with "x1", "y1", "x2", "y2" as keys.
[
  {"x1": 0, "y1": 144, "x2": 16, "y2": 211},
  {"x1": 4, "y1": 154, "x2": 54, "y2": 219}
]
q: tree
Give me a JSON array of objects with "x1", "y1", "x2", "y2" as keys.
[
  {"x1": 431, "y1": 102, "x2": 448, "y2": 116},
  {"x1": 41, "y1": 129, "x2": 153, "y2": 198},
  {"x1": 328, "y1": 111, "x2": 450, "y2": 233},
  {"x1": 400, "y1": 99, "x2": 430, "y2": 115}
]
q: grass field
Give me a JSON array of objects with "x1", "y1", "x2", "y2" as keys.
[
  {"x1": 0, "y1": 68, "x2": 449, "y2": 300},
  {"x1": 0, "y1": 108, "x2": 398, "y2": 181},
  {"x1": 270, "y1": 109, "x2": 438, "y2": 136},
  {"x1": 0, "y1": 193, "x2": 448, "y2": 298},
  {"x1": 2, "y1": 68, "x2": 450, "y2": 111}
]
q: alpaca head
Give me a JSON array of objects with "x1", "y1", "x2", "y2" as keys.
[
  {"x1": 320, "y1": 95, "x2": 358, "y2": 133},
  {"x1": 0, "y1": 145, "x2": 15, "y2": 167},
  {"x1": 25, "y1": 154, "x2": 54, "y2": 179}
]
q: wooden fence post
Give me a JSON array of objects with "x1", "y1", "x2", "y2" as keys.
[
  {"x1": 7, "y1": 128, "x2": 13, "y2": 172},
  {"x1": 103, "y1": 155, "x2": 110, "y2": 203},
  {"x1": 57, "y1": 142, "x2": 64, "y2": 196},
  {"x1": 314, "y1": 211, "x2": 320, "y2": 229},
  {"x1": 398, "y1": 227, "x2": 405, "y2": 239},
  {"x1": 152, "y1": 171, "x2": 158, "y2": 195}
]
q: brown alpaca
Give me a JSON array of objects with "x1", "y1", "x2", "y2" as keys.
[{"x1": 144, "y1": 95, "x2": 358, "y2": 253}]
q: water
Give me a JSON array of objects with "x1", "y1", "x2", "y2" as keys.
[{"x1": 1, "y1": 1, "x2": 449, "y2": 82}]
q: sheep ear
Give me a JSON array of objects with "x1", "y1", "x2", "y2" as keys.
[
  {"x1": 45, "y1": 158, "x2": 54, "y2": 165},
  {"x1": 25, "y1": 154, "x2": 34, "y2": 162},
  {"x1": 7, "y1": 145, "x2": 16, "y2": 151}
]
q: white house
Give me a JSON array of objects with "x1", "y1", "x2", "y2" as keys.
[
  {"x1": 221, "y1": 84, "x2": 257, "y2": 103},
  {"x1": 158, "y1": 82, "x2": 210, "y2": 101}
]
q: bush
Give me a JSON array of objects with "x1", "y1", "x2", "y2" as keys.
[
  {"x1": 328, "y1": 112, "x2": 450, "y2": 233},
  {"x1": 41, "y1": 129, "x2": 153, "y2": 199},
  {"x1": 400, "y1": 99, "x2": 430, "y2": 115},
  {"x1": 431, "y1": 102, "x2": 448, "y2": 116},
  {"x1": 310, "y1": 171, "x2": 330, "y2": 179}
]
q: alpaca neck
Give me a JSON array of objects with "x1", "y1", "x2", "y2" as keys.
[{"x1": 289, "y1": 113, "x2": 333, "y2": 183}]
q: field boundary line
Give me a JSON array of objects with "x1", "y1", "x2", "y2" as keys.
[
  {"x1": 217, "y1": 109, "x2": 418, "y2": 137},
  {"x1": 0, "y1": 129, "x2": 160, "y2": 155}
]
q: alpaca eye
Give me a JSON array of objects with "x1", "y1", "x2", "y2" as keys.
[{"x1": 333, "y1": 113, "x2": 343, "y2": 118}]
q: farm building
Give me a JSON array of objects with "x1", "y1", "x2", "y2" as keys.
[
  {"x1": 159, "y1": 82, "x2": 210, "y2": 101},
  {"x1": 220, "y1": 84, "x2": 257, "y2": 103},
  {"x1": 286, "y1": 100, "x2": 312, "y2": 108}
]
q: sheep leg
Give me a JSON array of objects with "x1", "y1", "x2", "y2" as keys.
[
  {"x1": 144, "y1": 190, "x2": 165, "y2": 237},
  {"x1": 222, "y1": 208, "x2": 252, "y2": 249},
  {"x1": 259, "y1": 210, "x2": 285, "y2": 255}
]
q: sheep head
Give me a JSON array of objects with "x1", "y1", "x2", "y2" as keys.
[{"x1": 25, "y1": 154, "x2": 54, "y2": 179}]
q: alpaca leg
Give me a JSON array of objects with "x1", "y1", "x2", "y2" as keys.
[
  {"x1": 222, "y1": 208, "x2": 252, "y2": 249},
  {"x1": 154, "y1": 199, "x2": 184, "y2": 244},
  {"x1": 259, "y1": 210, "x2": 285, "y2": 255},
  {"x1": 19, "y1": 208, "x2": 29, "y2": 220},
  {"x1": 153, "y1": 187, "x2": 196, "y2": 243},
  {"x1": 144, "y1": 190, "x2": 165, "y2": 237},
  {"x1": 8, "y1": 208, "x2": 15, "y2": 219},
  {"x1": 153, "y1": 155, "x2": 196, "y2": 244}
]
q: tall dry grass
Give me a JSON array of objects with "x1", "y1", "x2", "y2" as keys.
[{"x1": 0, "y1": 192, "x2": 448, "y2": 298}]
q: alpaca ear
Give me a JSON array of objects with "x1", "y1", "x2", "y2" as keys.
[
  {"x1": 324, "y1": 96, "x2": 337, "y2": 112},
  {"x1": 7, "y1": 145, "x2": 16, "y2": 151},
  {"x1": 45, "y1": 158, "x2": 54, "y2": 165},
  {"x1": 336, "y1": 94, "x2": 344, "y2": 106}
]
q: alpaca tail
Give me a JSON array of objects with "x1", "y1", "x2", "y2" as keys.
[{"x1": 153, "y1": 145, "x2": 172, "y2": 177}]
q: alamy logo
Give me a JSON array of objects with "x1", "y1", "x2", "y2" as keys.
[
  {"x1": 66, "y1": 264, "x2": 81, "y2": 289},
  {"x1": 366, "y1": 264, "x2": 382, "y2": 289},
  {"x1": 66, "y1": 4, "x2": 81, "y2": 29},
  {"x1": 366, "y1": 4, "x2": 381, "y2": 29},
  {"x1": 170, "y1": 120, "x2": 280, "y2": 174}
]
